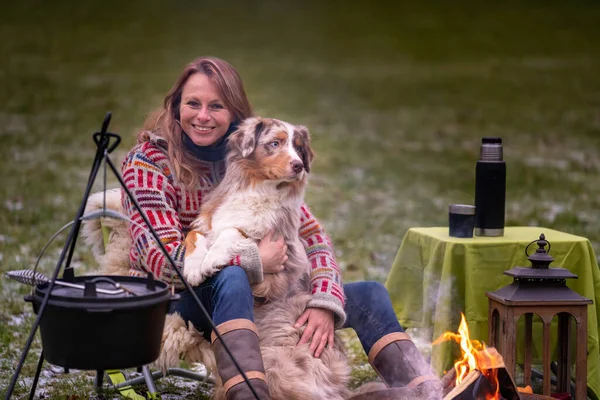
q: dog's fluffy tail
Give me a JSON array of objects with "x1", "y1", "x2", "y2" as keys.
[
  {"x1": 81, "y1": 188, "x2": 131, "y2": 276},
  {"x1": 154, "y1": 313, "x2": 216, "y2": 378}
]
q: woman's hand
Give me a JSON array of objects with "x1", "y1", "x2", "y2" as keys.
[
  {"x1": 294, "y1": 308, "x2": 335, "y2": 358},
  {"x1": 258, "y1": 230, "x2": 288, "y2": 274}
]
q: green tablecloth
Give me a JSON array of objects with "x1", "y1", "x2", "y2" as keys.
[{"x1": 386, "y1": 226, "x2": 600, "y2": 399}]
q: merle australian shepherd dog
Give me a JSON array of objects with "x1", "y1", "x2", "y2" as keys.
[{"x1": 160, "y1": 117, "x2": 350, "y2": 400}]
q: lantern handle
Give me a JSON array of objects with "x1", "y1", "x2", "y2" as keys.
[{"x1": 525, "y1": 235, "x2": 551, "y2": 258}]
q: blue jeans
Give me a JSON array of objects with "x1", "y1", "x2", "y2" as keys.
[
  {"x1": 173, "y1": 267, "x2": 403, "y2": 354},
  {"x1": 341, "y1": 281, "x2": 404, "y2": 354},
  {"x1": 172, "y1": 266, "x2": 254, "y2": 341}
]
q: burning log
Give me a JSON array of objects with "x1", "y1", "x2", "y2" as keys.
[
  {"x1": 439, "y1": 348, "x2": 522, "y2": 400},
  {"x1": 442, "y1": 362, "x2": 521, "y2": 400},
  {"x1": 441, "y1": 367, "x2": 457, "y2": 397},
  {"x1": 434, "y1": 314, "x2": 526, "y2": 400}
]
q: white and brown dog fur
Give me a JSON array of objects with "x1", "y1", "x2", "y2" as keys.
[
  {"x1": 182, "y1": 117, "x2": 313, "y2": 301},
  {"x1": 176, "y1": 117, "x2": 350, "y2": 400}
]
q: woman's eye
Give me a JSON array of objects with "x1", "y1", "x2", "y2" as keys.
[
  {"x1": 187, "y1": 101, "x2": 200, "y2": 108},
  {"x1": 210, "y1": 103, "x2": 224, "y2": 110}
]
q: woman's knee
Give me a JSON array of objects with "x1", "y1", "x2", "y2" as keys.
[
  {"x1": 345, "y1": 281, "x2": 388, "y2": 303},
  {"x1": 211, "y1": 266, "x2": 254, "y2": 324},
  {"x1": 212, "y1": 265, "x2": 252, "y2": 298}
]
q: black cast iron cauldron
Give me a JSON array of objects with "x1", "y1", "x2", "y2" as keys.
[{"x1": 25, "y1": 274, "x2": 179, "y2": 370}]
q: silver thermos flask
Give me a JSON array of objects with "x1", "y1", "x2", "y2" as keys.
[{"x1": 474, "y1": 137, "x2": 506, "y2": 237}]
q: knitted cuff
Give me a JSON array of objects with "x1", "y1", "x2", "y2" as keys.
[
  {"x1": 236, "y1": 242, "x2": 264, "y2": 285},
  {"x1": 307, "y1": 294, "x2": 347, "y2": 328}
]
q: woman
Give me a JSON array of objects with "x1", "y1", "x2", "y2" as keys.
[{"x1": 121, "y1": 56, "x2": 441, "y2": 399}]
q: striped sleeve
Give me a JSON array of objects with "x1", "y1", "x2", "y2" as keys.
[
  {"x1": 121, "y1": 144, "x2": 185, "y2": 288},
  {"x1": 299, "y1": 203, "x2": 346, "y2": 327}
]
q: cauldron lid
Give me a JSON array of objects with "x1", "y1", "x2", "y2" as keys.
[{"x1": 32, "y1": 275, "x2": 171, "y2": 310}]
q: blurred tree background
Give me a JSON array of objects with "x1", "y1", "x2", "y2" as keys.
[{"x1": 1, "y1": 0, "x2": 600, "y2": 397}]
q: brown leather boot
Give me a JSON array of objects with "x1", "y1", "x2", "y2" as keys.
[
  {"x1": 368, "y1": 332, "x2": 442, "y2": 399},
  {"x1": 212, "y1": 319, "x2": 271, "y2": 400}
]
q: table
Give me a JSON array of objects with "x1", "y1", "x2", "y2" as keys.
[{"x1": 385, "y1": 226, "x2": 600, "y2": 399}]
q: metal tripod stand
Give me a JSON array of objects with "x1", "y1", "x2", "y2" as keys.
[{"x1": 5, "y1": 113, "x2": 261, "y2": 400}]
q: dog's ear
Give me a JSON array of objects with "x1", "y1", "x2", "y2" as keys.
[
  {"x1": 294, "y1": 126, "x2": 314, "y2": 173},
  {"x1": 228, "y1": 117, "x2": 267, "y2": 158}
]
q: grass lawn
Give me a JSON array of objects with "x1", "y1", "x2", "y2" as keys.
[{"x1": 1, "y1": 1, "x2": 600, "y2": 398}]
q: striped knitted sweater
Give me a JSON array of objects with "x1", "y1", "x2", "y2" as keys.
[{"x1": 121, "y1": 134, "x2": 346, "y2": 326}]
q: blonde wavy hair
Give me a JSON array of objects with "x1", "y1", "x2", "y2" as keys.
[{"x1": 139, "y1": 56, "x2": 253, "y2": 188}]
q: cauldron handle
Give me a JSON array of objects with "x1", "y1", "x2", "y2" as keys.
[
  {"x1": 90, "y1": 276, "x2": 119, "y2": 287},
  {"x1": 29, "y1": 209, "x2": 156, "y2": 296}
]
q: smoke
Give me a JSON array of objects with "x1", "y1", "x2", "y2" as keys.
[{"x1": 406, "y1": 269, "x2": 459, "y2": 361}]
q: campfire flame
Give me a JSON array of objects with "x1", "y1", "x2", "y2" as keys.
[{"x1": 433, "y1": 313, "x2": 502, "y2": 399}]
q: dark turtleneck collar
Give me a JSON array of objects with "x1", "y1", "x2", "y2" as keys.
[{"x1": 182, "y1": 123, "x2": 238, "y2": 162}]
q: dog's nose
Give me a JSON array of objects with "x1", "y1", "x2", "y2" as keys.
[{"x1": 291, "y1": 160, "x2": 304, "y2": 174}]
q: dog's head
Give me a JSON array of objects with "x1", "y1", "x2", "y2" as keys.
[{"x1": 227, "y1": 117, "x2": 314, "y2": 183}]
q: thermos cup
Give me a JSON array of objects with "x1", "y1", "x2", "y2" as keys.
[
  {"x1": 474, "y1": 137, "x2": 506, "y2": 237},
  {"x1": 449, "y1": 204, "x2": 476, "y2": 238}
]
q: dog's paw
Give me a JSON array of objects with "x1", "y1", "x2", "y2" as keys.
[
  {"x1": 183, "y1": 266, "x2": 206, "y2": 286},
  {"x1": 183, "y1": 256, "x2": 222, "y2": 286},
  {"x1": 183, "y1": 230, "x2": 209, "y2": 285},
  {"x1": 197, "y1": 257, "x2": 227, "y2": 280},
  {"x1": 199, "y1": 228, "x2": 246, "y2": 272}
]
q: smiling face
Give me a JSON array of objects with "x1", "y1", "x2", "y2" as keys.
[{"x1": 179, "y1": 73, "x2": 233, "y2": 147}]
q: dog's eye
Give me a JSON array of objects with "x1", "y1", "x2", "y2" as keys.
[{"x1": 270, "y1": 141, "x2": 280, "y2": 148}]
